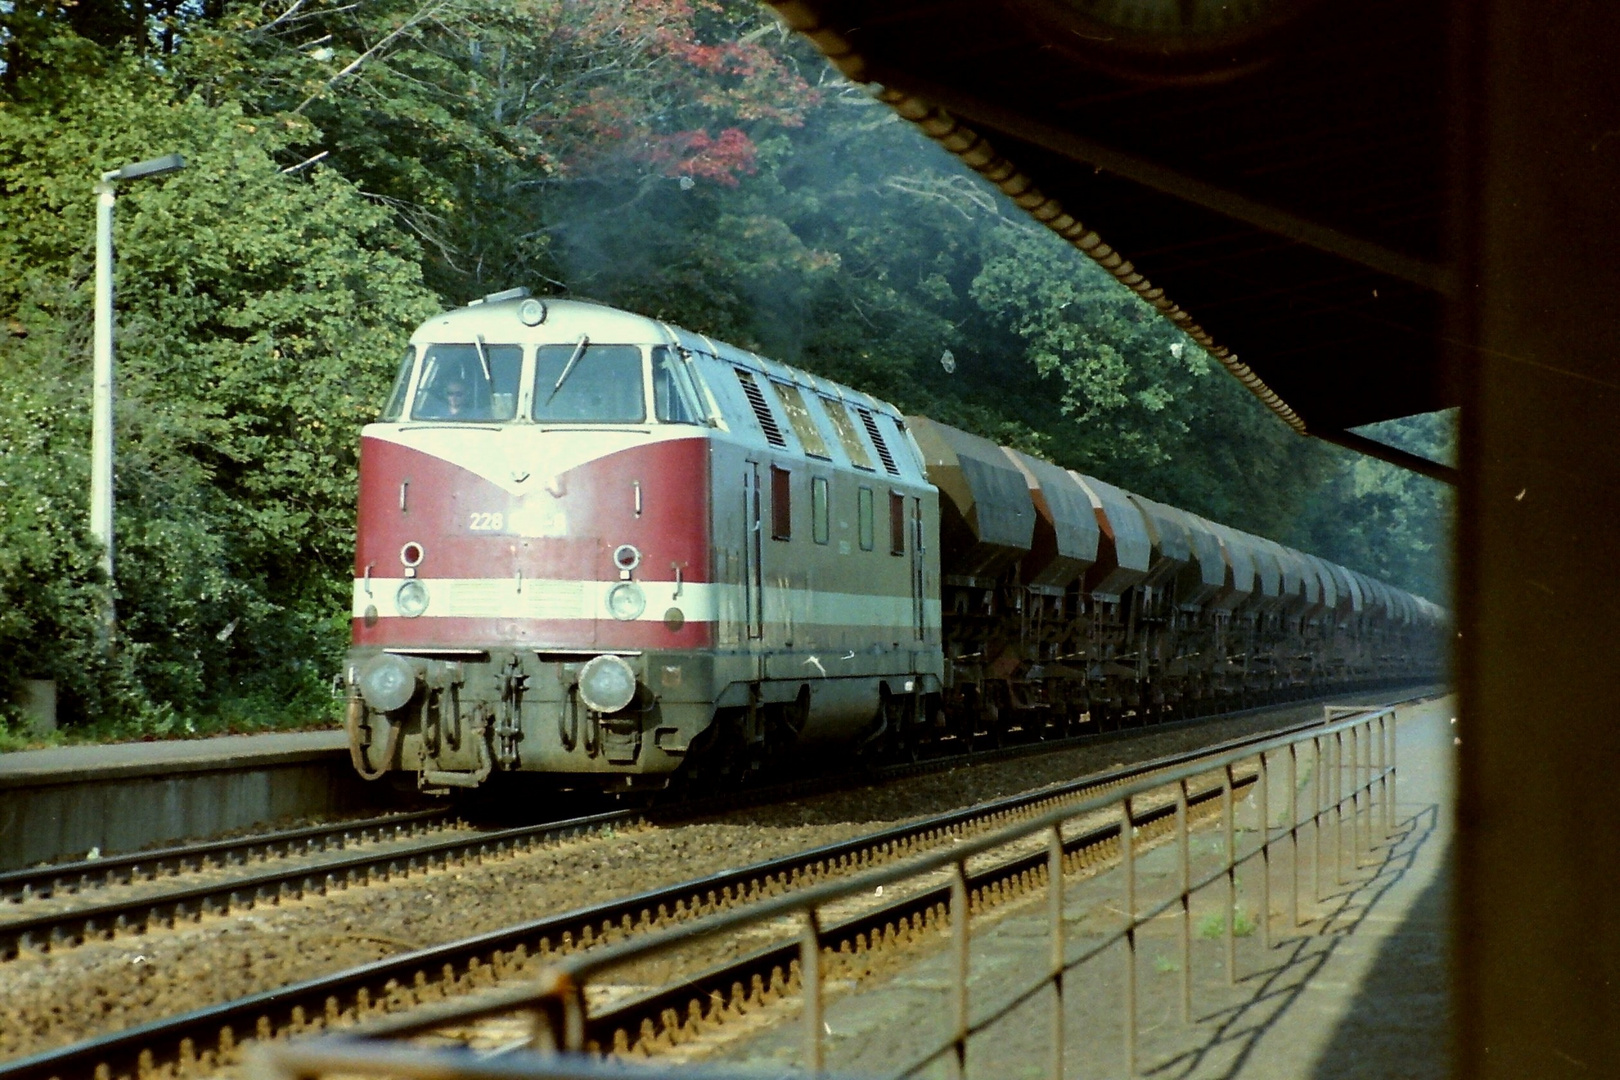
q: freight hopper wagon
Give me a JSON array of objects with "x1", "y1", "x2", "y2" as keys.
[
  {"x1": 344, "y1": 292, "x2": 1446, "y2": 793},
  {"x1": 908, "y1": 418, "x2": 1446, "y2": 736}
]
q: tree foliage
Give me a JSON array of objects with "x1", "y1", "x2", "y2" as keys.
[
  {"x1": 0, "y1": 43, "x2": 436, "y2": 727},
  {"x1": 0, "y1": 0, "x2": 1451, "y2": 733}
]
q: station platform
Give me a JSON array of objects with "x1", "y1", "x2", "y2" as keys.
[
  {"x1": 0, "y1": 729, "x2": 346, "y2": 787},
  {"x1": 721, "y1": 694, "x2": 1455, "y2": 1079},
  {"x1": 1205, "y1": 695, "x2": 1453, "y2": 1079},
  {"x1": 0, "y1": 727, "x2": 392, "y2": 871}
]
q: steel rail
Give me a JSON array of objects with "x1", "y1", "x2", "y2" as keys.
[
  {"x1": 0, "y1": 680, "x2": 1431, "y2": 963},
  {"x1": 513, "y1": 706, "x2": 1411, "y2": 1070},
  {"x1": 0, "y1": 689, "x2": 1436, "y2": 1080},
  {"x1": 574, "y1": 773, "x2": 1251, "y2": 1054},
  {"x1": 0, "y1": 809, "x2": 452, "y2": 905},
  {"x1": 0, "y1": 808, "x2": 640, "y2": 961}
]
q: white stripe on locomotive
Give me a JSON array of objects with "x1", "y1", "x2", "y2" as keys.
[{"x1": 354, "y1": 577, "x2": 942, "y2": 628}]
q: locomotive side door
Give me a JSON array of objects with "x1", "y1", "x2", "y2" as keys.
[
  {"x1": 910, "y1": 495, "x2": 926, "y2": 641},
  {"x1": 744, "y1": 462, "x2": 764, "y2": 640}
]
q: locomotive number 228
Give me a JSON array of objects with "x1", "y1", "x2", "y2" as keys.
[{"x1": 467, "y1": 511, "x2": 505, "y2": 532}]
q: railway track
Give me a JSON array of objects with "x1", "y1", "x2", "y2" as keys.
[
  {"x1": 576, "y1": 770, "x2": 1238, "y2": 1057},
  {"x1": 0, "y1": 690, "x2": 1437, "y2": 1080},
  {"x1": 0, "y1": 809, "x2": 453, "y2": 905},
  {"x1": 0, "y1": 684, "x2": 1425, "y2": 964},
  {"x1": 0, "y1": 808, "x2": 634, "y2": 961}
]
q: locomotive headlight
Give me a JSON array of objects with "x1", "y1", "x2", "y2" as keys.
[
  {"x1": 358, "y1": 653, "x2": 418, "y2": 713},
  {"x1": 607, "y1": 581, "x2": 645, "y2": 621},
  {"x1": 578, "y1": 654, "x2": 637, "y2": 714},
  {"x1": 518, "y1": 298, "x2": 547, "y2": 326},
  {"x1": 396, "y1": 579, "x2": 430, "y2": 618}
]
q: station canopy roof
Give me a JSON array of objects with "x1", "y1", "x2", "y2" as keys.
[{"x1": 765, "y1": 0, "x2": 1457, "y2": 475}]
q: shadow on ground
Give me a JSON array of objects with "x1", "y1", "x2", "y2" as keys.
[
  {"x1": 1148, "y1": 805, "x2": 1449, "y2": 1079},
  {"x1": 1309, "y1": 835, "x2": 1450, "y2": 1079}
]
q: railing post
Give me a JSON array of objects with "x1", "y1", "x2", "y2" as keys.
[
  {"x1": 801, "y1": 909, "x2": 824, "y2": 1074},
  {"x1": 1223, "y1": 763, "x2": 1237, "y2": 985},
  {"x1": 1362, "y1": 720, "x2": 1372, "y2": 856},
  {"x1": 1334, "y1": 729, "x2": 1345, "y2": 886},
  {"x1": 1313, "y1": 734, "x2": 1324, "y2": 907},
  {"x1": 1122, "y1": 794, "x2": 1137, "y2": 1076},
  {"x1": 1390, "y1": 707, "x2": 1400, "y2": 833},
  {"x1": 1177, "y1": 778, "x2": 1191, "y2": 1024},
  {"x1": 1362, "y1": 721, "x2": 1372, "y2": 862},
  {"x1": 1259, "y1": 750, "x2": 1272, "y2": 950},
  {"x1": 527, "y1": 973, "x2": 586, "y2": 1054},
  {"x1": 1377, "y1": 712, "x2": 1389, "y2": 838},
  {"x1": 1359, "y1": 719, "x2": 1371, "y2": 858},
  {"x1": 1049, "y1": 825, "x2": 1065, "y2": 1080},
  {"x1": 1288, "y1": 741, "x2": 1300, "y2": 928},
  {"x1": 1362, "y1": 719, "x2": 1373, "y2": 854},
  {"x1": 950, "y1": 860, "x2": 970, "y2": 1080},
  {"x1": 1349, "y1": 723, "x2": 1361, "y2": 867},
  {"x1": 1387, "y1": 709, "x2": 1399, "y2": 835}
]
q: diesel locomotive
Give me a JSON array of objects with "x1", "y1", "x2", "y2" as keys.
[{"x1": 344, "y1": 290, "x2": 1445, "y2": 793}]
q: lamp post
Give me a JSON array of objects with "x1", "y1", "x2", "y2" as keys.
[{"x1": 92, "y1": 152, "x2": 185, "y2": 642}]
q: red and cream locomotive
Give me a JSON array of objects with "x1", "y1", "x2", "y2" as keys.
[
  {"x1": 346, "y1": 291, "x2": 940, "y2": 792},
  {"x1": 345, "y1": 291, "x2": 1444, "y2": 792}
]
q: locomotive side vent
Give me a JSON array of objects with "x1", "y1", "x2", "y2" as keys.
[
  {"x1": 857, "y1": 407, "x2": 901, "y2": 475},
  {"x1": 735, "y1": 369, "x2": 787, "y2": 448}
]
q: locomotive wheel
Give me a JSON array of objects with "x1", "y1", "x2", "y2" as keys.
[{"x1": 669, "y1": 710, "x2": 749, "y2": 797}]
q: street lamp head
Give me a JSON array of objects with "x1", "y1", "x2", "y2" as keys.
[{"x1": 104, "y1": 153, "x2": 186, "y2": 183}]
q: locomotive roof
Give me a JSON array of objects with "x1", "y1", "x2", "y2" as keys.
[
  {"x1": 416, "y1": 294, "x2": 1443, "y2": 618},
  {"x1": 416, "y1": 294, "x2": 904, "y2": 421}
]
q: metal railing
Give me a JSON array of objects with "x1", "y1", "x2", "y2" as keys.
[{"x1": 254, "y1": 704, "x2": 1401, "y2": 1080}]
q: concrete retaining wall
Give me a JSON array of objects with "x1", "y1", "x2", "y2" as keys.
[{"x1": 0, "y1": 731, "x2": 395, "y2": 870}]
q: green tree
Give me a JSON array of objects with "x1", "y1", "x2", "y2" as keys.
[
  {"x1": 0, "y1": 44, "x2": 437, "y2": 726},
  {"x1": 0, "y1": 0, "x2": 1450, "y2": 736},
  {"x1": 177, "y1": 0, "x2": 816, "y2": 301}
]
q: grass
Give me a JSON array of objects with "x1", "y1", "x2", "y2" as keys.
[
  {"x1": 1196, "y1": 908, "x2": 1259, "y2": 939},
  {"x1": 1153, "y1": 953, "x2": 1181, "y2": 974},
  {"x1": 0, "y1": 693, "x2": 343, "y2": 753}
]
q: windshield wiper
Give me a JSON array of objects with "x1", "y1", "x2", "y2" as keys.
[
  {"x1": 547, "y1": 334, "x2": 590, "y2": 404},
  {"x1": 473, "y1": 334, "x2": 492, "y2": 384}
]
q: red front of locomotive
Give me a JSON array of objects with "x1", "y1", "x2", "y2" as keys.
[{"x1": 345, "y1": 295, "x2": 722, "y2": 791}]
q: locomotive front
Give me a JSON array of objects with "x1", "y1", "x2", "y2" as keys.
[{"x1": 345, "y1": 293, "x2": 716, "y2": 792}]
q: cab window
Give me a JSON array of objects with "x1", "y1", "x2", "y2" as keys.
[
  {"x1": 410, "y1": 343, "x2": 522, "y2": 421},
  {"x1": 653, "y1": 346, "x2": 705, "y2": 425},
  {"x1": 380, "y1": 347, "x2": 415, "y2": 421},
  {"x1": 533, "y1": 343, "x2": 646, "y2": 423},
  {"x1": 771, "y1": 466, "x2": 792, "y2": 540}
]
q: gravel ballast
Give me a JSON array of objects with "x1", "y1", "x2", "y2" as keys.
[{"x1": 0, "y1": 693, "x2": 1421, "y2": 1062}]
